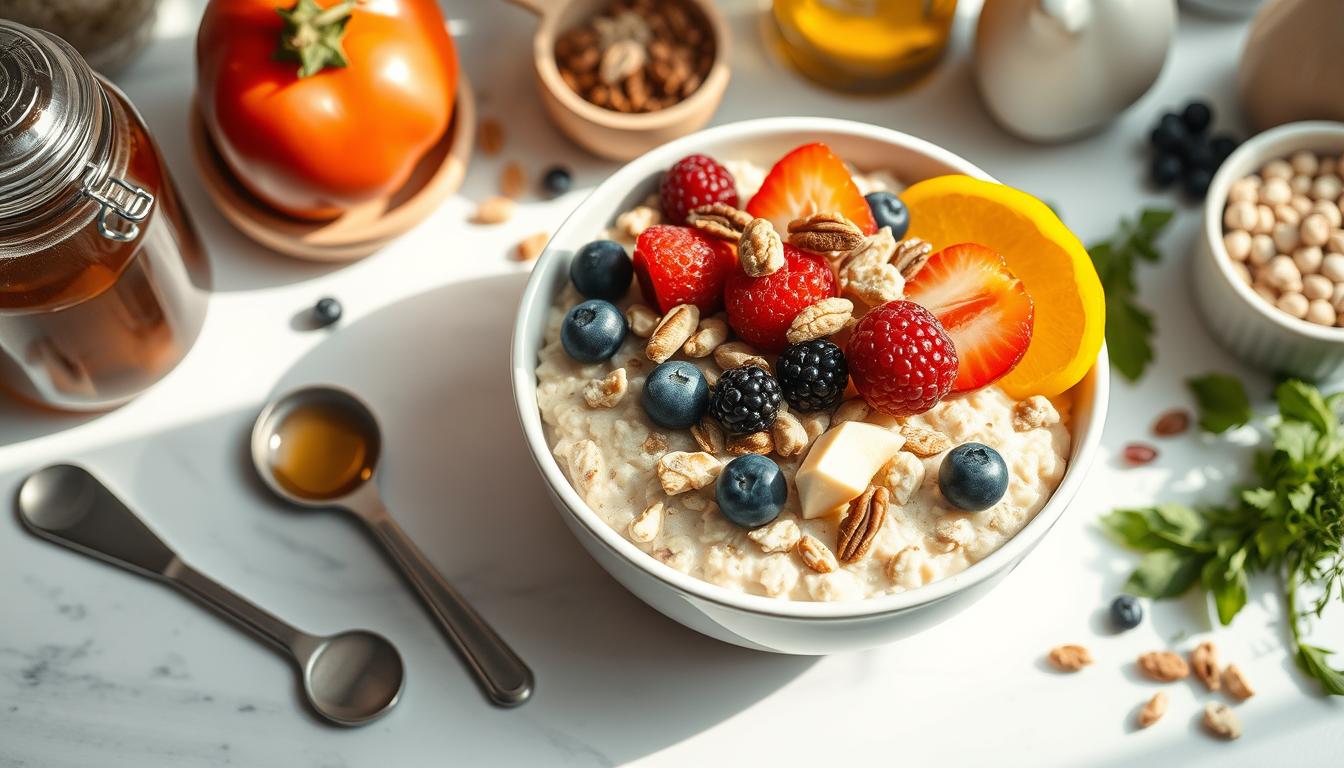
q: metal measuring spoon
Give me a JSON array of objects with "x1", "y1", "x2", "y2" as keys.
[
  {"x1": 16, "y1": 464, "x2": 404, "y2": 727},
  {"x1": 250, "y1": 385, "x2": 533, "y2": 708}
]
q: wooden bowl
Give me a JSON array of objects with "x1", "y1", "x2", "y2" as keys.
[
  {"x1": 190, "y1": 71, "x2": 475, "y2": 262},
  {"x1": 505, "y1": 0, "x2": 730, "y2": 161}
]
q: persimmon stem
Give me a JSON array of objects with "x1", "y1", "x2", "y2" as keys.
[{"x1": 275, "y1": 0, "x2": 356, "y2": 79}]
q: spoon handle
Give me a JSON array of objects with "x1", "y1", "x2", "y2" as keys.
[
  {"x1": 163, "y1": 558, "x2": 307, "y2": 654},
  {"x1": 367, "y1": 514, "x2": 533, "y2": 707}
]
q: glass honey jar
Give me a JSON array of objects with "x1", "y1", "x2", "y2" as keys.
[{"x1": 0, "y1": 20, "x2": 210, "y2": 411}]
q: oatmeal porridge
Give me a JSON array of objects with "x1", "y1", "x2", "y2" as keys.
[{"x1": 535, "y1": 144, "x2": 1076, "y2": 602}]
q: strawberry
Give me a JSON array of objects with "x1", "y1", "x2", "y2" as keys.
[
  {"x1": 847, "y1": 300, "x2": 958, "y2": 417},
  {"x1": 633, "y1": 225, "x2": 738, "y2": 314},
  {"x1": 660, "y1": 154, "x2": 739, "y2": 225},
  {"x1": 724, "y1": 244, "x2": 837, "y2": 351},
  {"x1": 745, "y1": 143, "x2": 878, "y2": 235},
  {"x1": 904, "y1": 242, "x2": 1035, "y2": 393}
]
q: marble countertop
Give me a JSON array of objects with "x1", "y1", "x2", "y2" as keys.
[{"x1": 1, "y1": 1, "x2": 1340, "y2": 766}]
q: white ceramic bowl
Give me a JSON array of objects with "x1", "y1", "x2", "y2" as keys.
[
  {"x1": 510, "y1": 117, "x2": 1109, "y2": 654},
  {"x1": 1193, "y1": 121, "x2": 1344, "y2": 383}
]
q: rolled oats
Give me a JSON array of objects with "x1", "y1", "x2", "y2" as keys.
[
  {"x1": 688, "y1": 202, "x2": 752, "y2": 241},
  {"x1": 837, "y1": 485, "x2": 888, "y2": 562},
  {"x1": 901, "y1": 424, "x2": 951, "y2": 457},
  {"x1": 772, "y1": 411, "x2": 808, "y2": 457},
  {"x1": 625, "y1": 303, "x2": 660, "y2": 338},
  {"x1": 786, "y1": 298, "x2": 854, "y2": 344},
  {"x1": 786, "y1": 212, "x2": 865, "y2": 253},
  {"x1": 583, "y1": 368, "x2": 628, "y2": 408},
  {"x1": 629, "y1": 501, "x2": 663, "y2": 542},
  {"x1": 656, "y1": 451, "x2": 721, "y2": 494},
  {"x1": 714, "y1": 342, "x2": 770, "y2": 372},
  {"x1": 880, "y1": 451, "x2": 925, "y2": 505},
  {"x1": 1202, "y1": 702, "x2": 1241, "y2": 740},
  {"x1": 691, "y1": 416, "x2": 725, "y2": 454},
  {"x1": 726, "y1": 431, "x2": 773, "y2": 456},
  {"x1": 646, "y1": 303, "x2": 700, "y2": 363},
  {"x1": 616, "y1": 205, "x2": 661, "y2": 239},
  {"x1": 1012, "y1": 395, "x2": 1060, "y2": 432},
  {"x1": 1222, "y1": 664, "x2": 1255, "y2": 701},
  {"x1": 1137, "y1": 692, "x2": 1167, "y2": 728},
  {"x1": 739, "y1": 218, "x2": 785, "y2": 277},
  {"x1": 1191, "y1": 641, "x2": 1221, "y2": 691},
  {"x1": 641, "y1": 432, "x2": 667, "y2": 454},
  {"x1": 683, "y1": 316, "x2": 729, "y2": 357},
  {"x1": 747, "y1": 518, "x2": 802, "y2": 554},
  {"x1": 1047, "y1": 644, "x2": 1093, "y2": 672},
  {"x1": 840, "y1": 228, "x2": 904, "y2": 305},
  {"x1": 933, "y1": 517, "x2": 973, "y2": 552},
  {"x1": 796, "y1": 534, "x2": 838, "y2": 573},
  {"x1": 652, "y1": 534, "x2": 694, "y2": 573},
  {"x1": 886, "y1": 545, "x2": 925, "y2": 588},
  {"x1": 565, "y1": 440, "x2": 604, "y2": 500},
  {"x1": 1138, "y1": 651, "x2": 1189, "y2": 682}
]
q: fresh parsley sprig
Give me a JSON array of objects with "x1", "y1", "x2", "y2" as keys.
[
  {"x1": 1102, "y1": 378, "x2": 1344, "y2": 695},
  {"x1": 1088, "y1": 208, "x2": 1173, "y2": 382}
]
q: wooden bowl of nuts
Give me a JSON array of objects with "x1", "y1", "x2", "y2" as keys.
[
  {"x1": 504, "y1": 0, "x2": 730, "y2": 161},
  {"x1": 1193, "y1": 121, "x2": 1344, "y2": 381}
]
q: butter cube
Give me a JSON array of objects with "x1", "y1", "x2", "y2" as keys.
[{"x1": 795, "y1": 421, "x2": 905, "y2": 519}]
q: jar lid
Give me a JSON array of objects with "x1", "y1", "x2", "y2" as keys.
[{"x1": 0, "y1": 21, "x2": 105, "y2": 220}]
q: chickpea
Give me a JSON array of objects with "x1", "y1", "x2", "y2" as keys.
[
  {"x1": 1293, "y1": 245, "x2": 1324, "y2": 275},
  {"x1": 1321, "y1": 253, "x2": 1344, "y2": 282},
  {"x1": 1291, "y1": 150, "x2": 1320, "y2": 176},
  {"x1": 1273, "y1": 221, "x2": 1301, "y2": 253},
  {"x1": 1267, "y1": 255, "x2": 1303, "y2": 292},
  {"x1": 1303, "y1": 273, "x2": 1334, "y2": 301},
  {"x1": 1224, "y1": 200, "x2": 1258, "y2": 231},
  {"x1": 1260, "y1": 177, "x2": 1293, "y2": 205},
  {"x1": 1291, "y1": 195, "x2": 1315, "y2": 216},
  {"x1": 1277, "y1": 291, "x2": 1309, "y2": 319},
  {"x1": 1223, "y1": 230, "x2": 1252, "y2": 261},
  {"x1": 1249, "y1": 234, "x2": 1277, "y2": 266},
  {"x1": 1254, "y1": 205, "x2": 1276, "y2": 234},
  {"x1": 1332, "y1": 282, "x2": 1344, "y2": 313},
  {"x1": 1312, "y1": 175, "x2": 1343, "y2": 202},
  {"x1": 1327, "y1": 230, "x2": 1344, "y2": 255},
  {"x1": 1313, "y1": 199, "x2": 1343, "y2": 228},
  {"x1": 1274, "y1": 204, "x2": 1302, "y2": 227},
  {"x1": 1306, "y1": 299, "x2": 1337, "y2": 326},
  {"x1": 1253, "y1": 281, "x2": 1280, "y2": 304},
  {"x1": 1231, "y1": 262, "x2": 1253, "y2": 285},
  {"x1": 1302, "y1": 213, "x2": 1332, "y2": 247},
  {"x1": 1290, "y1": 174, "x2": 1314, "y2": 196},
  {"x1": 1262, "y1": 159, "x2": 1293, "y2": 180},
  {"x1": 1227, "y1": 177, "x2": 1259, "y2": 204}
]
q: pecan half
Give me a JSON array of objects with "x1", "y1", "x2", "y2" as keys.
[
  {"x1": 1048, "y1": 644, "x2": 1093, "y2": 672},
  {"x1": 691, "y1": 416, "x2": 725, "y2": 454},
  {"x1": 900, "y1": 424, "x2": 951, "y2": 457},
  {"x1": 837, "y1": 485, "x2": 888, "y2": 562},
  {"x1": 892, "y1": 237, "x2": 933, "y2": 279},
  {"x1": 1137, "y1": 692, "x2": 1168, "y2": 728},
  {"x1": 688, "y1": 202, "x2": 752, "y2": 241},
  {"x1": 1138, "y1": 651, "x2": 1190, "y2": 682},
  {"x1": 787, "y1": 212, "x2": 865, "y2": 253},
  {"x1": 739, "y1": 218, "x2": 785, "y2": 277},
  {"x1": 1191, "y1": 642, "x2": 1221, "y2": 691},
  {"x1": 1222, "y1": 664, "x2": 1255, "y2": 700},
  {"x1": 726, "y1": 431, "x2": 773, "y2": 456},
  {"x1": 646, "y1": 303, "x2": 699, "y2": 363},
  {"x1": 785, "y1": 297, "x2": 853, "y2": 344},
  {"x1": 1202, "y1": 702, "x2": 1241, "y2": 740},
  {"x1": 796, "y1": 534, "x2": 837, "y2": 573}
]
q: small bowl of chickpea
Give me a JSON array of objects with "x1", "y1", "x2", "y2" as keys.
[{"x1": 1194, "y1": 120, "x2": 1344, "y2": 382}]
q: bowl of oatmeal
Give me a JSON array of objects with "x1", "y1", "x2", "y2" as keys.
[{"x1": 511, "y1": 117, "x2": 1108, "y2": 654}]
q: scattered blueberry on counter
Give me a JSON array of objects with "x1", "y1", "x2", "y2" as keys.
[
  {"x1": 938, "y1": 442, "x2": 1009, "y2": 511},
  {"x1": 570, "y1": 239, "x2": 633, "y2": 301},
  {"x1": 642, "y1": 361, "x2": 709, "y2": 429},
  {"x1": 864, "y1": 191, "x2": 910, "y2": 239},
  {"x1": 1110, "y1": 594, "x2": 1144, "y2": 630},
  {"x1": 542, "y1": 165, "x2": 572, "y2": 197},
  {"x1": 1147, "y1": 99, "x2": 1239, "y2": 202},
  {"x1": 709, "y1": 365, "x2": 783, "y2": 434},
  {"x1": 561, "y1": 299, "x2": 627, "y2": 363},
  {"x1": 313, "y1": 297, "x2": 342, "y2": 327},
  {"x1": 777, "y1": 339, "x2": 848, "y2": 412},
  {"x1": 716, "y1": 454, "x2": 788, "y2": 528}
]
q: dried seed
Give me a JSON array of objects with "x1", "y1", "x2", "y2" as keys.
[
  {"x1": 478, "y1": 117, "x2": 504, "y2": 155},
  {"x1": 629, "y1": 501, "x2": 663, "y2": 543},
  {"x1": 726, "y1": 431, "x2": 773, "y2": 456},
  {"x1": 471, "y1": 196, "x2": 515, "y2": 224},
  {"x1": 691, "y1": 416, "x2": 725, "y2": 454},
  {"x1": 600, "y1": 39, "x2": 647, "y2": 85},
  {"x1": 1124, "y1": 442, "x2": 1158, "y2": 465},
  {"x1": 1202, "y1": 702, "x2": 1242, "y2": 740},
  {"x1": 514, "y1": 231, "x2": 549, "y2": 262},
  {"x1": 625, "y1": 304, "x2": 660, "y2": 338},
  {"x1": 500, "y1": 161, "x2": 527, "y2": 199},
  {"x1": 1191, "y1": 642, "x2": 1221, "y2": 691},
  {"x1": 1222, "y1": 664, "x2": 1255, "y2": 701},
  {"x1": 1047, "y1": 644, "x2": 1093, "y2": 672},
  {"x1": 796, "y1": 534, "x2": 837, "y2": 573},
  {"x1": 772, "y1": 411, "x2": 808, "y2": 457},
  {"x1": 1152, "y1": 409, "x2": 1191, "y2": 437},
  {"x1": 683, "y1": 317, "x2": 729, "y2": 358},
  {"x1": 1138, "y1": 651, "x2": 1189, "y2": 682},
  {"x1": 646, "y1": 303, "x2": 700, "y2": 363},
  {"x1": 1137, "y1": 691, "x2": 1168, "y2": 728}
]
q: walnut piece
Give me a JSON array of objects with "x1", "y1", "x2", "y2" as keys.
[
  {"x1": 840, "y1": 228, "x2": 904, "y2": 305},
  {"x1": 785, "y1": 298, "x2": 854, "y2": 344},
  {"x1": 747, "y1": 518, "x2": 802, "y2": 554},
  {"x1": 628, "y1": 501, "x2": 663, "y2": 543},
  {"x1": 646, "y1": 303, "x2": 700, "y2": 363},
  {"x1": 626, "y1": 304, "x2": 660, "y2": 338},
  {"x1": 837, "y1": 485, "x2": 888, "y2": 562},
  {"x1": 1202, "y1": 702, "x2": 1242, "y2": 740},
  {"x1": 714, "y1": 341, "x2": 770, "y2": 373},
  {"x1": 583, "y1": 368, "x2": 628, "y2": 408},
  {"x1": 616, "y1": 205, "x2": 661, "y2": 239},
  {"x1": 683, "y1": 317, "x2": 729, "y2": 358},
  {"x1": 1047, "y1": 644, "x2": 1093, "y2": 672},
  {"x1": 900, "y1": 424, "x2": 951, "y2": 457},
  {"x1": 726, "y1": 431, "x2": 773, "y2": 456},
  {"x1": 1137, "y1": 692, "x2": 1168, "y2": 728},
  {"x1": 656, "y1": 451, "x2": 721, "y2": 495},
  {"x1": 796, "y1": 534, "x2": 837, "y2": 573},
  {"x1": 1222, "y1": 664, "x2": 1255, "y2": 700},
  {"x1": 1138, "y1": 651, "x2": 1190, "y2": 682},
  {"x1": 738, "y1": 218, "x2": 785, "y2": 277},
  {"x1": 787, "y1": 212, "x2": 865, "y2": 253},
  {"x1": 1191, "y1": 641, "x2": 1221, "y2": 691}
]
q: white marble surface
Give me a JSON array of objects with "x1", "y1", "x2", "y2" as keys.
[{"x1": 2, "y1": 1, "x2": 1341, "y2": 766}]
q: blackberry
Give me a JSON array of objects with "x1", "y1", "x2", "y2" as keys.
[
  {"x1": 709, "y1": 365, "x2": 782, "y2": 434},
  {"x1": 776, "y1": 339, "x2": 848, "y2": 412}
]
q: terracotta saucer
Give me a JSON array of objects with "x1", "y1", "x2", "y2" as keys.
[{"x1": 190, "y1": 71, "x2": 475, "y2": 262}]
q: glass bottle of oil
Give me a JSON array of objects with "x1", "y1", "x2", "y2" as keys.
[{"x1": 771, "y1": 0, "x2": 959, "y2": 92}]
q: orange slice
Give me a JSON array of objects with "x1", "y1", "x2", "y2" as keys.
[{"x1": 901, "y1": 175, "x2": 1104, "y2": 398}]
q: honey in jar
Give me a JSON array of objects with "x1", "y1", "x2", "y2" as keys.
[{"x1": 0, "y1": 20, "x2": 210, "y2": 411}]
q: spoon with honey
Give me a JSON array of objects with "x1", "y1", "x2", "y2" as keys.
[{"x1": 250, "y1": 385, "x2": 533, "y2": 707}]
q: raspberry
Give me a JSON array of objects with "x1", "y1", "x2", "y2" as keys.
[
  {"x1": 724, "y1": 244, "x2": 837, "y2": 352},
  {"x1": 846, "y1": 300, "x2": 958, "y2": 417},
  {"x1": 776, "y1": 339, "x2": 848, "y2": 412},
  {"x1": 633, "y1": 225, "x2": 737, "y2": 314},
  {"x1": 709, "y1": 365, "x2": 783, "y2": 434},
  {"x1": 660, "y1": 154, "x2": 739, "y2": 225}
]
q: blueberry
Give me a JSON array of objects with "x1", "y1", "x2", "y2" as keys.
[
  {"x1": 1150, "y1": 115, "x2": 1186, "y2": 153},
  {"x1": 313, "y1": 297, "x2": 342, "y2": 327},
  {"x1": 1182, "y1": 100, "x2": 1213, "y2": 134},
  {"x1": 642, "y1": 361, "x2": 709, "y2": 429},
  {"x1": 542, "y1": 165, "x2": 572, "y2": 197},
  {"x1": 938, "y1": 442, "x2": 1009, "y2": 511},
  {"x1": 1149, "y1": 153, "x2": 1182, "y2": 189},
  {"x1": 716, "y1": 454, "x2": 788, "y2": 528},
  {"x1": 561, "y1": 299, "x2": 626, "y2": 363},
  {"x1": 570, "y1": 240, "x2": 633, "y2": 301},
  {"x1": 1210, "y1": 134, "x2": 1239, "y2": 163},
  {"x1": 1184, "y1": 168, "x2": 1213, "y2": 199},
  {"x1": 1110, "y1": 595, "x2": 1143, "y2": 630},
  {"x1": 1182, "y1": 136, "x2": 1218, "y2": 172},
  {"x1": 864, "y1": 191, "x2": 910, "y2": 239}
]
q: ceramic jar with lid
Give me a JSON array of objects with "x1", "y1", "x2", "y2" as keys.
[{"x1": 0, "y1": 20, "x2": 210, "y2": 411}]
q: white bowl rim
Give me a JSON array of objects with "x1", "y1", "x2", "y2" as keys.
[
  {"x1": 1203, "y1": 120, "x2": 1344, "y2": 343},
  {"x1": 511, "y1": 116, "x2": 1109, "y2": 620}
]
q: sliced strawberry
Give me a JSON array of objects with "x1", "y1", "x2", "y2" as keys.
[
  {"x1": 724, "y1": 244, "x2": 838, "y2": 351},
  {"x1": 633, "y1": 225, "x2": 738, "y2": 314},
  {"x1": 746, "y1": 143, "x2": 878, "y2": 236},
  {"x1": 904, "y1": 242, "x2": 1034, "y2": 393}
]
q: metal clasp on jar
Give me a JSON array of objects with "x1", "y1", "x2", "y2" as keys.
[{"x1": 82, "y1": 162, "x2": 154, "y2": 242}]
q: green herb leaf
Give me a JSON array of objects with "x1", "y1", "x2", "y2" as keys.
[
  {"x1": 1278, "y1": 380, "x2": 1338, "y2": 436},
  {"x1": 1089, "y1": 208, "x2": 1173, "y2": 383},
  {"x1": 1126, "y1": 549, "x2": 1206, "y2": 598},
  {"x1": 1187, "y1": 373, "x2": 1252, "y2": 433},
  {"x1": 1297, "y1": 645, "x2": 1344, "y2": 695},
  {"x1": 1203, "y1": 554, "x2": 1249, "y2": 625},
  {"x1": 1104, "y1": 298, "x2": 1155, "y2": 383}
]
